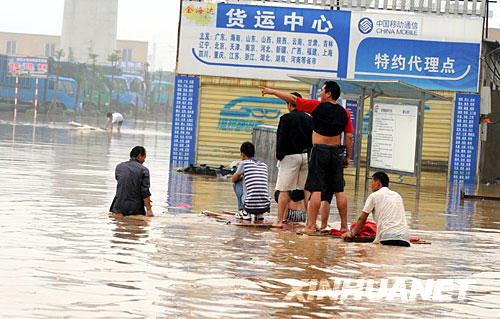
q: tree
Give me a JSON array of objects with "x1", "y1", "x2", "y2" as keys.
[
  {"x1": 107, "y1": 50, "x2": 121, "y2": 109},
  {"x1": 88, "y1": 52, "x2": 98, "y2": 108},
  {"x1": 156, "y1": 68, "x2": 163, "y2": 114},
  {"x1": 143, "y1": 62, "x2": 150, "y2": 113},
  {"x1": 90, "y1": 67, "x2": 108, "y2": 109},
  {"x1": 48, "y1": 49, "x2": 65, "y2": 116},
  {"x1": 73, "y1": 64, "x2": 87, "y2": 118}
]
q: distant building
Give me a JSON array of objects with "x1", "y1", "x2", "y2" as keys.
[
  {"x1": 488, "y1": 28, "x2": 500, "y2": 43},
  {"x1": 61, "y1": 0, "x2": 118, "y2": 64},
  {"x1": 0, "y1": 31, "x2": 148, "y2": 64}
]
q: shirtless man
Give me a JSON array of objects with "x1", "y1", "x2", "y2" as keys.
[{"x1": 260, "y1": 81, "x2": 353, "y2": 233}]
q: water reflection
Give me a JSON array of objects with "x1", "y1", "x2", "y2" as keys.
[
  {"x1": 109, "y1": 215, "x2": 151, "y2": 244},
  {"x1": 0, "y1": 116, "x2": 499, "y2": 318},
  {"x1": 12, "y1": 111, "x2": 17, "y2": 143}
]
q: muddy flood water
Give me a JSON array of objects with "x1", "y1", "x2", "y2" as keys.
[{"x1": 0, "y1": 114, "x2": 499, "y2": 318}]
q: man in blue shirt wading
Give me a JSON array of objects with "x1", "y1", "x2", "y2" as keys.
[{"x1": 110, "y1": 146, "x2": 154, "y2": 217}]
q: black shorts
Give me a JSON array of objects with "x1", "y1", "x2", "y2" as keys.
[
  {"x1": 117, "y1": 121, "x2": 123, "y2": 127},
  {"x1": 305, "y1": 144, "x2": 345, "y2": 196},
  {"x1": 321, "y1": 191, "x2": 335, "y2": 203},
  {"x1": 274, "y1": 190, "x2": 305, "y2": 203}
]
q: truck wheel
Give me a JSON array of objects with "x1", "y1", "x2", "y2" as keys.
[
  {"x1": 120, "y1": 104, "x2": 133, "y2": 113},
  {"x1": 37, "y1": 102, "x2": 50, "y2": 113},
  {"x1": 57, "y1": 103, "x2": 66, "y2": 113},
  {"x1": 83, "y1": 102, "x2": 97, "y2": 110}
]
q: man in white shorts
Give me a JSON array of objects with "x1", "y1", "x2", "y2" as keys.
[
  {"x1": 273, "y1": 92, "x2": 313, "y2": 228},
  {"x1": 105, "y1": 112, "x2": 124, "y2": 134}
]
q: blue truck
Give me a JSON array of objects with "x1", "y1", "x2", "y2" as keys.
[
  {"x1": 106, "y1": 75, "x2": 132, "y2": 109},
  {"x1": 0, "y1": 54, "x2": 81, "y2": 113},
  {"x1": 123, "y1": 74, "x2": 146, "y2": 109},
  {"x1": 151, "y1": 80, "x2": 174, "y2": 106}
]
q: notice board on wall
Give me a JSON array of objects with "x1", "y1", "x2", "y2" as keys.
[
  {"x1": 170, "y1": 76, "x2": 199, "y2": 168},
  {"x1": 449, "y1": 93, "x2": 480, "y2": 184},
  {"x1": 338, "y1": 97, "x2": 358, "y2": 162},
  {"x1": 369, "y1": 99, "x2": 419, "y2": 174}
]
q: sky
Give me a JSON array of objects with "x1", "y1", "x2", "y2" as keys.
[
  {"x1": 0, "y1": 0, "x2": 181, "y2": 70},
  {"x1": 0, "y1": 0, "x2": 498, "y2": 71}
]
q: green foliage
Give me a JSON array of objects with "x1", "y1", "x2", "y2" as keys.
[
  {"x1": 79, "y1": 107, "x2": 100, "y2": 118},
  {"x1": 136, "y1": 109, "x2": 149, "y2": 119},
  {"x1": 24, "y1": 109, "x2": 34, "y2": 117},
  {"x1": 81, "y1": 65, "x2": 110, "y2": 106},
  {"x1": 74, "y1": 68, "x2": 87, "y2": 85},
  {"x1": 52, "y1": 49, "x2": 65, "y2": 73},
  {"x1": 107, "y1": 50, "x2": 121, "y2": 64},
  {"x1": 63, "y1": 109, "x2": 75, "y2": 117}
]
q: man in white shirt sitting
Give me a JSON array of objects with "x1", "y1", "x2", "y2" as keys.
[
  {"x1": 105, "y1": 112, "x2": 124, "y2": 134},
  {"x1": 342, "y1": 171, "x2": 410, "y2": 247}
]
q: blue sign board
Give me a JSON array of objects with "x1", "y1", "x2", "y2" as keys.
[
  {"x1": 354, "y1": 38, "x2": 480, "y2": 92},
  {"x1": 170, "y1": 76, "x2": 199, "y2": 168},
  {"x1": 344, "y1": 99, "x2": 358, "y2": 162},
  {"x1": 8, "y1": 57, "x2": 48, "y2": 77},
  {"x1": 449, "y1": 93, "x2": 479, "y2": 184},
  {"x1": 179, "y1": 2, "x2": 482, "y2": 92},
  {"x1": 214, "y1": 3, "x2": 351, "y2": 78}
]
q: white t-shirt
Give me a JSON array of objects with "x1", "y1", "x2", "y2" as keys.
[
  {"x1": 111, "y1": 113, "x2": 123, "y2": 123},
  {"x1": 363, "y1": 187, "x2": 410, "y2": 243}
]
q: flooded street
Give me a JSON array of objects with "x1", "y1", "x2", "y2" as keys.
[{"x1": 1, "y1": 115, "x2": 499, "y2": 318}]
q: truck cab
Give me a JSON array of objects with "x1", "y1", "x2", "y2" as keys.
[
  {"x1": 106, "y1": 75, "x2": 131, "y2": 109},
  {"x1": 123, "y1": 75, "x2": 146, "y2": 109},
  {"x1": 45, "y1": 75, "x2": 82, "y2": 112},
  {"x1": 151, "y1": 80, "x2": 174, "y2": 106}
]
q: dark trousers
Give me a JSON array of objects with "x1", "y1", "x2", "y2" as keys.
[{"x1": 380, "y1": 240, "x2": 410, "y2": 247}]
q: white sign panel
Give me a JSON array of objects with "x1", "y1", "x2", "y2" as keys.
[
  {"x1": 370, "y1": 102, "x2": 418, "y2": 174},
  {"x1": 178, "y1": 2, "x2": 351, "y2": 81},
  {"x1": 178, "y1": 1, "x2": 482, "y2": 92},
  {"x1": 349, "y1": 12, "x2": 482, "y2": 92}
]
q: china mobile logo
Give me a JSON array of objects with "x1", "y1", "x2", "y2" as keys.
[
  {"x1": 358, "y1": 17, "x2": 373, "y2": 34},
  {"x1": 284, "y1": 278, "x2": 476, "y2": 302}
]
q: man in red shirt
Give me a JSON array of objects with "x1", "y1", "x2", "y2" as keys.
[{"x1": 260, "y1": 81, "x2": 353, "y2": 233}]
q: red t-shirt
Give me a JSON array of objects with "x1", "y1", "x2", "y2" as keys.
[{"x1": 296, "y1": 97, "x2": 354, "y2": 135}]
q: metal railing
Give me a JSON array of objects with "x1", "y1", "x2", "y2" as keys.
[{"x1": 205, "y1": 0, "x2": 487, "y2": 17}]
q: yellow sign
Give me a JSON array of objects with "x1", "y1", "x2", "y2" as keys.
[{"x1": 183, "y1": 3, "x2": 216, "y2": 25}]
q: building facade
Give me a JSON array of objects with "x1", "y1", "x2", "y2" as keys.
[
  {"x1": 61, "y1": 0, "x2": 118, "y2": 64},
  {"x1": 0, "y1": 31, "x2": 148, "y2": 63}
]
